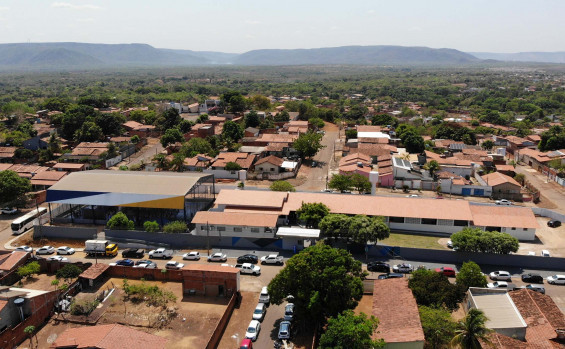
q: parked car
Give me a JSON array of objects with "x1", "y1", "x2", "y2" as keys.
[
  {"x1": 521, "y1": 273, "x2": 544, "y2": 283},
  {"x1": 487, "y1": 281, "x2": 515, "y2": 290},
  {"x1": 392, "y1": 263, "x2": 413, "y2": 273},
  {"x1": 1, "y1": 207, "x2": 18, "y2": 215},
  {"x1": 121, "y1": 248, "x2": 145, "y2": 258},
  {"x1": 240, "y1": 338, "x2": 253, "y2": 349},
  {"x1": 260, "y1": 254, "x2": 284, "y2": 265},
  {"x1": 165, "y1": 261, "x2": 185, "y2": 270},
  {"x1": 237, "y1": 254, "x2": 258, "y2": 264},
  {"x1": 48, "y1": 256, "x2": 68, "y2": 262},
  {"x1": 278, "y1": 321, "x2": 291, "y2": 340},
  {"x1": 489, "y1": 271, "x2": 512, "y2": 281},
  {"x1": 446, "y1": 240, "x2": 453, "y2": 248},
  {"x1": 133, "y1": 260, "x2": 157, "y2": 269},
  {"x1": 245, "y1": 320, "x2": 261, "y2": 341},
  {"x1": 14, "y1": 246, "x2": 32, "y2": 253},
  {"x1": 35, "y1": 246, "x2": 55, "y2": 255},
  {"x1": 311, "y1": 161, "x2": 318, "y2": 168},
  {"x1": 524, "y1": 284, "x2": 545, "y2": 294},
  {"x1": 495, "y1": 199, "x2": 512, "y2": 205},
  {"x1": 207, "y1": 252, "x2": 227, "y2": 262},
  {"x1": 115, "y1": 259, "x2": 135, "y2": 267},
  {"x1": 259, "y1": 286, "x2": 270, "y2": 304},
  {"x1": 547, "y1": 275, "x2": 565, "y2": 285},
  {"x1": 56, "y1": 246, "x2": 75, "y2": 255},
  {"x1": 367, "y1": 261, "x2": 390, "y2": 273},
  {"x1": 541, "y1": 250, "x2": 551, "y2": 257},
  {"x1": 377, "y1": 273, "x2": 404, "y2": 279},
  {"x1": 148, "y1": 248, "x2": 173, "y2": 259},
  {"x1": 252, "y1": 303, "x2": 266, "y2": 321},
  {"x1": 283, "y1": 303, "x2": 295, "y2": 321},
  {"x1": 547, "y1": 220, "x2": 562, "y2": 228},
  {"x1": 235, "y1": 263, "x2": 261, "y2": 275},
  {"x1": 182, "y1": 251, "x2": 201, "y2": 260},
  {"x1": 435, "y1": 267, "x2": 456, "y2": 277}
]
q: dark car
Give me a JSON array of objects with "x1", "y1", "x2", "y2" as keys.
[
  {"x1": 367, "y1": 261, "x2": 390, "y2": 273},
  {"x1": 377, "y1": 273, "x2": 404, "y2": 279},
  {"x1": 237, "y1": 254, "x2": 259, "y2": 264},
  {"x1": 115, "y1": 259, "x2": 134, "y2": 267},
  {"x1": 548, "y1": 220, "x2": 562, "y2": 228},
  {"x1": 122, "y1": 248, "x2": 145, "y2": 258},
  {"x1": 521, "y1": 273, "x2": 544, "y2": 283}
]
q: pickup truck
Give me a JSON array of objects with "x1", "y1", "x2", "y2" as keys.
[
  {"x1": 148, "y1": 248, "x2": 174, "y2": 259},
  {"x1": 260, "y1": 254, "x2": 284, "y2": 266},
  {"x1": 122, "y1": 248, "x2": 145, "y2": 258},
  {"x1": 235, "y1": 263, "x2": 261, "y2": 275}
]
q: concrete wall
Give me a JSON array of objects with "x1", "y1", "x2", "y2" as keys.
[
  {"x1": 203, "y1": 169, "x2": 240, "y2": 179},
  {"x1": 532, "y1": 207, "x2": 565, "y2": 222},
  {"x1": 33, "y1": 226, "x2": 98, "y2": 240},
  {"x1": 370, "y1": 245, "x2": 565, "y2": 270}
]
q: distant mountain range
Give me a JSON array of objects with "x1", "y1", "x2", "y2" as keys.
[{"x1": 0, "y1": 42, "x2": 564, "y2": 70}]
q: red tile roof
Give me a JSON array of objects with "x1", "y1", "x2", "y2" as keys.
[
  {"x1": 482, "y1": 172, "x2": 521, "y2": 187},
  {"x1": 79, "y1": 263, "x2": 109, "y2": 280},
  {"x1": 0, "y1": 251, "x2": 29, "y2": 272},
  {"x1": 255, "y1": 155, "x2": 284, "y2": 167},
  {"x1": 212, "y1": 152, "x2": 256, "y2": 169},
  {"x1": 371, "y1": 278, "x2": 425, "y2": 344},
  {"x1": 470, "y1": 205, "x2": 539, "y2": 229},
  {"x1": 52, "y1": 324, "x2": 167, "y2": 348}
]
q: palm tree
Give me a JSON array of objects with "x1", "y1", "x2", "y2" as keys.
[
  {"x1": 24, "y1": 325, "x2": 36, "y2": 348},
  {"x1": 450, "y1": 308, "x2": 492, "y2": 349}
]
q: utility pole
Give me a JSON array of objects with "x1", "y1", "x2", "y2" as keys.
[{"x1": 206, "y1": 221, "x2": 210, "y2": 256}]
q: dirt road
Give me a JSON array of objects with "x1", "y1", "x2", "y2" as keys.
[{"x1": 514, "y1": 164, "x2": 565, "y2": 213}]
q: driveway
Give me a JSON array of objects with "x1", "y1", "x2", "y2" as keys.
[{"x1": 295, "y1": 123, "x2": 340, "y2": 191}]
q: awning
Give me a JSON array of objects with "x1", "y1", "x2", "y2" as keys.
[{"x1": 277, "y1": 227, "x2": 320, "y2": 238}]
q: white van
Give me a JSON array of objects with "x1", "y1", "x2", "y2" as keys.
[{"x1": 259, "y1": 286, "x2": 270, "y2": 304}]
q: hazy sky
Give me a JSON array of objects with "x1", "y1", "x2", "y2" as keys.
[{"x1": 0, "y1": 0, "x2": 564, "y2": 53}]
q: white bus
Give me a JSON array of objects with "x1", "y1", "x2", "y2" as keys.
[{"x1": 11, "y1": 207, "x2": 48, "y2": 235}]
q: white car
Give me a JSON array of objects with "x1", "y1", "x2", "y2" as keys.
[
  {"x1": 182, "y1": 251, "x2": 201, "y2": 260},
  {"x1": 133, "y1": 260, "x2": 157, "y2": 269},
  {"x1": 489, "y1": 271, "x2": 512, "y2": 281},
  {"x1": 245, "y1": 320, "x2": 261, "y2": 341},
  {"x1": 56, "y1": 246, "x2": 75, "y2": 255},
  {"x1": 495, "y1": 199, "x2": 512, "y2": 205},
  {"x1": 14, "y1": 246, "x2": 33, "y2": 253},
  {"x1": 1, "y1": 207, "x2": 18, "y2": 215},
  {"x1": 547, "y1": 275, "x2": 565, "y2": 285},
  {"x1": 165, "y1": 261, "x2": 185, "y2": 270},
  {"x1": 48, "y1": 256, "x2": 68, "y2": 262},
  {"x1": 252, "y1": 303, "x2": 266, "y2": 321},
  {"x1": 36, "y1": 246, "x2": 55, "y2": 255},
  {"x1": 207, "y1": 252, "x2": 227, "y2": 262},
  {"x1": 392, "y1": 263, "x2": 413, "y2": 273},
  {"x1": 446, "y1": 240, "x2": 453, "y2": 248},
  {"x1": 487, "y1": 281, "x2": 510, "y2": 289},
  {"x1": 541, "y1": 250, "x2": 551, "y2": 257}
]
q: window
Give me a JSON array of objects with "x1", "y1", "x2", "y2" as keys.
[
  {"x1": 523, "y1": 228, "x2": 528, "y2": 231},
  {"x1": 454, "y1": 220, "x2": 468, "y2": 227},
  {"x1": 233, "y1": 227, "x2": 242, "y2": 232},
  {"x1": 422, "y1": 218, "x2": 437, "y2": 225},
  {"x1": 217, "y1": 226, "x2": 225, "y2": 232},
  {"x1": 389, "y1": 217, "x2": 404, "y2": 223},
  {"x1": 511, "y1": 227, "x2": 516, "y2": 230},
  {"x1": 251, "y1": 228, "x2": 259, "y2": 233},
  {"x1": 200, "y1": 225, "x2": 206, "y2": 230},
  {"x1": 270, "y1": 168, "x2": 274, "y2": 171}
]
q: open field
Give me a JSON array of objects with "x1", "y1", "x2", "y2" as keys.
[{"x1": 380, "y1": 233, "x2": 448, "y2": 250}]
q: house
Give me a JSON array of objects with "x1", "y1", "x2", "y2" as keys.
[
  {"x1": 0, "y1": 251, "x2": 30, "y2": 277},
  {"x1": 122, "y1": 121, "x2": 157, "y2": 138},
  {"x1": 244, "y1": 127, "x2": 260, "y2": 137},
  {"x1": 372, "y1": 278, "x2": 425, "y2": 349},
  {"x1": 188, "y1": 102, "x2": 199, "y2": 113},
  {"x1": 356, "y1": 125, "x2": 391, "y2": 144},
  {"x1": 339, "y1": 153, "x2": 373, "y2": 178},
  {"x1": 0, "y1": 147, "x2": 17, "y2": 162},
  {"x1": 192, "y1": 211, "x2": 278, "y2": 238},
  {"x1": 199, "y1": 99, "x2": 221, "y2": 114},
  {"x1": 495, "y1": 164, "x2": 516, "y2": 177},
  {"x1": 255, "y1": 133, "x2": 298, "y2": 147},
  {"x1": 210, "y1": 152, "x2": 256, "y2": 170},
  {"x1": 52, "y1": 163, "x2": 87, "y2": 172},
  {"x1": 30, "y1": 170, "x2": 68, "y2": 189},
  {"x1": 423, "y1": 151, "x2": 474, "y2": 178},
  {"x1": 517, "y1": 148, "x2": 565, "y2": 171},
  {"x1": 184, "y1": 123, "x2": 216, "y2": 140},
  {"x1": 498, "y1": 135, "x2": 536, "y2": 154},
  {"x1": 283, "y1": 120, "x2": 309, "y2": 134},
  {"x1": 479, "y1": 172, "x2": 522, "y2": 201},
  {"x1": 469, "y1": 205, "x2": 538, "y2": 239},
  {"x1": 52, "y1": 324, "x2": 168, "y2": 349},
  {"x1": 255, "y1": 155, "x2": 284, "y2": 174},
  {"x1": 183, "y1": 154, "x2": 213, "y2": 171},
  {"x1": 62, "y1": 142, "x2": 110, "y2": 162}
]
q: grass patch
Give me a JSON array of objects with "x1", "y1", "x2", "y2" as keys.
[{"x1": 380, "y1": 233, "x2": 447, "y2": 250}]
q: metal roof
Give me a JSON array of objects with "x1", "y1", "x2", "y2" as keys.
[{"x1": 47, "y1": 170, "x2": 212, "y2": 209}]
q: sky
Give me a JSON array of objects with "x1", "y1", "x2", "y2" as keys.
[{"x1": 0, "y1": 0, "x2": 564, "y2": 53}]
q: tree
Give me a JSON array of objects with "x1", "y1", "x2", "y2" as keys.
[
  {"x1": 130, "y1": 135, "x2": 140, "y2": 144},
  {"x1": 250, "y1": 94, "x2": 271, "y2": 110},
  {"x1": 274, "y1": 110, "x2": 290, "y2": 122},
  {"x1": 17, "y1": 261, "x2": 41, "y2": 279},
  {"x1": 160, "y1": 128, "x2": 184, "y2": 147},
  {"x1": 309, "y1": 117, "x2": 325, "y2": 129},
  {"x1": 106, "y1": 212, "x2": 135, "y2": 230},
  {"x1": 105, "y1": 142, "x2": 119, "y2": 159},
  {"x1": 319, "y1": 310, "x2": 384, "y2": 349},
  {"x1": 268, "y1": 244, "x2": 364, "y2": 324},
  {"x1": 329, "y1": 174, "x2": 353, "y2": 192},
  {"x1": 0, "y1": 170, "x2": 31, "y2": 206},
  {"x1": 349, "y1": 216, "x2": 390, "y2": 246},
  {"x1": 402, "y1": 132, "x2": 425, "y2": 153},
  {"x1": 224, "y1": 161, "x2": 242, "y2": 171},
  {"x1": 450, "y1": 308, "x2": 492, "y2": 349},
  {"x1": 170, "y1": 152, "x2": 185, "y2": 172},
  {"x1": 481, "y1": 140, "x2": 494, "y2": 151},
  {"x1": 451, "y1": 228, "x2": 519, "y2": 254},
  {"x1": 178, "y1": 119, "x2": 193, "y2": 133},
  {"x1": 144, "y1": 220, "x2": 160, "y2": 232},
  {"x1": 74, "y1": 121, "x2": 103, "y2": 142},
  {"x1": 182, "y1": 137, "x2": 214, "y2": 157},
  {"x1": 456, "y1": 261, "x2": 487, "y2": 291},
  {"x1": 24, "y1": 325, "x2": 36, "y2": 349},
  {"x1": 163, "y1": 221, "x2": 187, "y2": 234},
  {"x1": 296, "y1": 202, "x2": 330, "y2": 228},
  {"x1": 56, "y1": 264, "x2": 83, "y2": 282},
  {"x1": 293, "y1": 131, "x2": 325, "y2": 159},
  {"x1": 424, "y1": 160, "x2": 440, "y2": 177},
  {"x1": 158, "y1": 108, "x2": 182, "y2": 131},
  {"x1": 226, "y1": 94, "x2": 247, "y2": 113},
  {"x1": 419, "y1": 306, "x2": 457, "y2": 349},
  {"x1": 319, "y1": 214, "x2": 350, "y2": 240},
  {"x1": 245, "y1": 110, "x2": 260, "y2": 128},
  {"x1": 350, "y1": 173, "x2": 372, "y2": 193},
  {"x1": 408, "y1": 269, "x2": 463, "y2": 311},
  {"x1": 222, "y1": 120, "x2": 244, "y2": 142},
  {"x1": 61, "y1": 105, "x2": 98, "y2": 140},
  {"x1": 153, "y1": 153, "x2": 170, "y2": 171},
  {"x1": 270, "y1": 180, "x2": 296, "y2": 192},
  {"x1": 345, "y1": 129, "x2": 358, "y2": 140},
  {"x1": 514, "y1": 173, "x2": 525, "y2": 186},
  {"x1": 371, "y1": 114, "x2": 398, "y2": 127},
  {"x1": 95, "y1": 112, "x2": 125, "y2": 136}
]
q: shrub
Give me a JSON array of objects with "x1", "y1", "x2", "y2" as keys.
[
  {"x1": 225, "y1": 162, "x2": 242, "y2": 171},
  {"x1": 122, "y1": 279, "x2": 177, "y2": 307},
  {"x1": 270, "y1": 180, "x2": 295, "y2": 192},
  {"x1": 56, "y1": 264, "x2": 83, "y2": 281},
  {"x1": 70, "y1": 298, "x2": 100, "y2": 316},
  {"x1": 144, "y1": 220, "x2": 160, "y2": 232},
  {"x1": 107, "y1": 212, "x2": 135, "y2": 230},
  {"x1": 163, "y1": 221, "x2": 187, "y2": 234},
  {"x1": 17, "y1": 261, "x2": 40, "y2": 279}
]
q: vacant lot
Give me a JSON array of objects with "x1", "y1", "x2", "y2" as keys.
[{"x1": 380, "y1": 233, "x2": 448, "y2": 250}]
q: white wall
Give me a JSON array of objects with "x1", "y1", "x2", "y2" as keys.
[
  {"x1": 501, "y1": 227, "x2": 536, "y2": 241},
  {"x1": 440, "y1": 165, "x2": 473, "y2": 178},
  {"x1": 193, "y1": 223, "x2": 276, "y2": 238}
]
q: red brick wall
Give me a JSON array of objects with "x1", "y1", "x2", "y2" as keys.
[
  {"x1": 206, "y1": 292, "x2": 237, "y2": 349},
  {"x1": 106, "y1": 265, "x2": 183, "y2": 281},
  {"x1": 182, "y1": 270, "x2": 238, "y2": 296}
]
